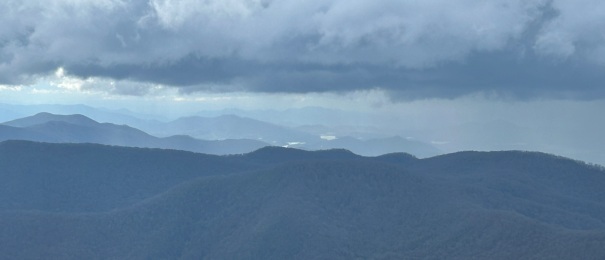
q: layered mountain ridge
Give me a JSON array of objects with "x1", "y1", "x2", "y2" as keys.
[
  {"x1": 1, "y1": 112, "x2": 441, "y2": 157},
  {"x1": 1, "y1": 112, "x2": 268, "y2": 155},
  {"x1": 0, "y1": 140, "x2": 603, "y2": 259}
]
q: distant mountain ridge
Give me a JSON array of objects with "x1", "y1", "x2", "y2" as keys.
[
  {"x1": 310, "y1": 135, "x2": 440, "y2": 157},
  {"x1": 140, "y1": 114, "x2": 441, "y2": 157},
  {"x1": 0, "y1": 140, "x2": 604, "y2": 259},
  {"x1": 1, "y1": 112, "x2": 442, "y2": 158},
  {"x1": 147, "y1": 114, "x2": 317, "y2": 144},
  {"x1": 1, "y1": 113, "x2": 268, "y2": 155},
  {"x1": 4, "y1": 112, "x2": 99, "y2": 127},
  {"x1": 2, "y1": 103, "x2": 604, "y2": 167}
]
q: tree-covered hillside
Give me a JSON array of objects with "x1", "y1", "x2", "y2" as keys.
[{"x1": 1, "y1": 141, "x2": 604, "y2": 259}]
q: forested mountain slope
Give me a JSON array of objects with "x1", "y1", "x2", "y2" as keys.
[{"x1": 1, "y1": 141, "x2": 604, "y2": 259}]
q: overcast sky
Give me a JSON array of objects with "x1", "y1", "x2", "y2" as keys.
[
  {"x1": 2, "y1": 0, "x2": 605, "y2": 98},
  {"x1": 1, "y1": 0, "x2": 605, "y2": 164}
]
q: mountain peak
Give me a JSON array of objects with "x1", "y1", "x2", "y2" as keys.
[{"x1": 3, "y1": 112, "x2": 99, "y2": 128}]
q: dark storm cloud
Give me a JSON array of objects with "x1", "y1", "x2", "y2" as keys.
[{"x1": 1, "y1": 0, "x2": 605, "y2": 99}]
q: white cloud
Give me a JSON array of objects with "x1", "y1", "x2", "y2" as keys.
[
  {"x1": 534, "y1": 0, "x2": 605, "y2": 60},
  {"x1": 1, "y1": 0, "x2": 605, "y2": 98},
  {"x1": 0, "y1": 0, "x2": 548, "y2": 68},
  {"x1": 534, "y1": 29, "x2": 576, "y2": 58},
  {"x1": 0, "y1": 85, "x2": 22, "y2": 91},
  {"x1": 303, "y1": 0, "x2": 542, "y2": 67}
]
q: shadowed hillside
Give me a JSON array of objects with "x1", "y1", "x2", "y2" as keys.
[
  {"x1": 307, "y1": 135, "x2": 441, "y2": 158},
  {"x1": 0, "y1": 141, "x2": 259, "y2": 212},
  {"x1": 0, "y1": 141, "x2": 604, "y2": 259}
]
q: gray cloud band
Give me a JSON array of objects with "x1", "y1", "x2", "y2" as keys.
[{"x1": 1, "y1": 0, "x2": 605, "y2": 99}]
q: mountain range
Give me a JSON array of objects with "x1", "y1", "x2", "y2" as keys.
[
  {"x1": 140, "y1": 114, "x2": 317, "y2": 144},
  {"x1": 1, "y1": 112, "x2": 268, "y2": 155},
  {"x1": 1, "y1": 112, "x2": 441, "y2": 157},
  {"x1": 1, "y1": 140, "x2": 604, "y2": 259},
  {"x1": 2, "y1": 103, "x2": 605, "y2": 166},
  {"x1": 310, "y1": 135, "x2": 439, "y2": 157}
]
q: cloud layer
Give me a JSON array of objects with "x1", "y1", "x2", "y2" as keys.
[{"x1": 1, "y1": 0, "x2": 605, "y2": 99}]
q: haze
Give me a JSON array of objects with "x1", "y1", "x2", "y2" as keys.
[
  {"x1": 3, "y1": 1, "x2": 605, "y2": 258},
  {"x1": 2, "y1": 0, "x2": 605, "y2": 165}
]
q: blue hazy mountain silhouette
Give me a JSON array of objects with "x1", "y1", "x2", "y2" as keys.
[
  {"x1": 144, "y1": 114, "x2": 440, "y2": 157},
  {"x1": 1, "y1": 112, "x2": 268, "y2": 155},
  {"x1": 0, "y1": 140, "x2": 604, "y2": 259},
  {"x1": 4, "y1": 112, "x2": 100, "y2": 127},
  {"x1": 3, "y1": 112, "x2": 442, "y2": 158},
  {"x1": 145, "y1": 114, "x2": 319, "y2": 144}
]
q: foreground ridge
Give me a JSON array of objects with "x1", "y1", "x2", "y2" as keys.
[{"x1": 0, "y1": 140, "x2": 604, "y2": 259}]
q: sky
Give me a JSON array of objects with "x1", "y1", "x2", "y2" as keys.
[{"x1": 1, "y1": 0, "x2": 605, "y2": 164}]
